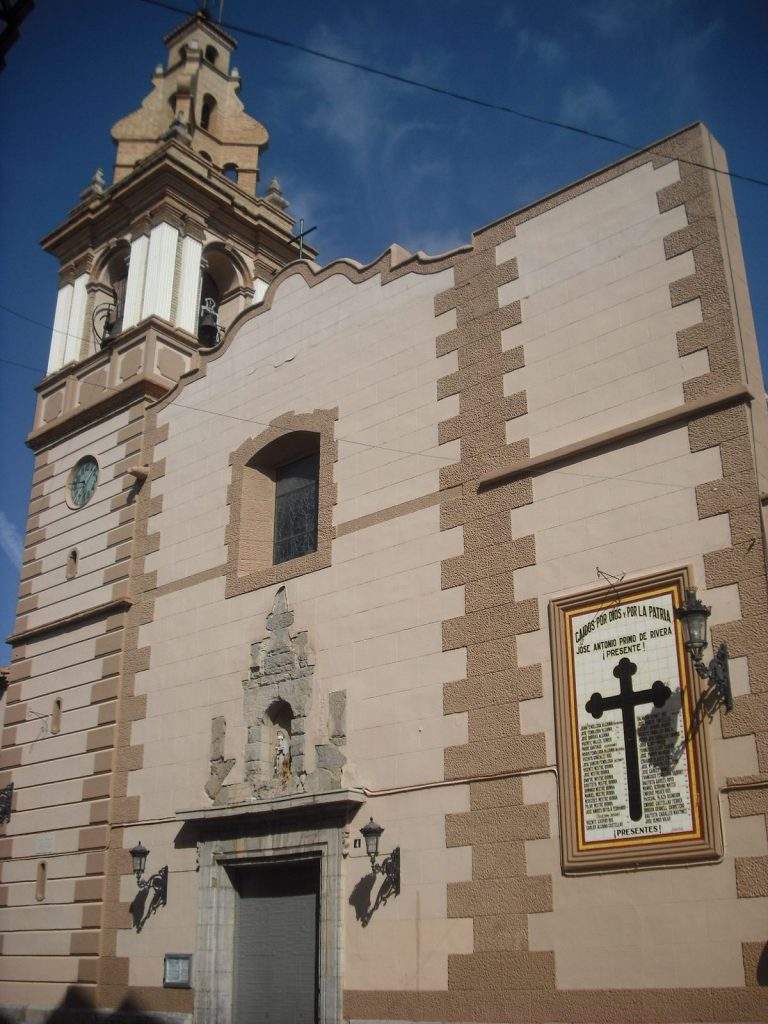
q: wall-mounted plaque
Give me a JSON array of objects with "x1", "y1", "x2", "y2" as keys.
[
  {"x1": 163, "y1": 953, "x2": 192, "y2": 989},
  {"x1": 549, "y1": 567, "x2": 722, "y2": 873}
]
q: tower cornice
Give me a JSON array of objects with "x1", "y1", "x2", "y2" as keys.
[{"x1": 41, "y1": 141, "x2": 315, "y2": 268}]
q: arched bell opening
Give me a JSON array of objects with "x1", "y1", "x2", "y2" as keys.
[
  {"x1": 197, "y1": 245, "x2": 246, "y2": 347},
  {"x1": 90, "y1": 241, "x2": 130, "y2": 349},
  {"x1": 200, "y1": 93, "x2": 217, "y2": 133},
  {"x1": 204, "y1": 44, "x2": 219, "y2": 67}
]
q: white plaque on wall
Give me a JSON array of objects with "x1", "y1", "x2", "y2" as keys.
[{"x1": 549, "y1": 568, "x2": 722, "y2": 872}]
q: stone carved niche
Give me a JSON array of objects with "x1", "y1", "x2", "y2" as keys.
[{"x1": 209, "y1": 586, "x2": 351, "y2": 805}]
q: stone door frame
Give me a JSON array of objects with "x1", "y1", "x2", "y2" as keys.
[{"x1": 192, "y1": 817, "x2": 347, "y2": 1024}]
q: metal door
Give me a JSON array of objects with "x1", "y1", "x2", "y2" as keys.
[{"x1": 232, "y1": 858, "x2": 319, "y2": 1024}]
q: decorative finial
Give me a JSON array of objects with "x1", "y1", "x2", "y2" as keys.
[
  {"x1": 265, "y1": 176, "x2": 289, "y2": 211},
  {"x1": 79, "y1": 168, "x2": 105, "y2": 201}
]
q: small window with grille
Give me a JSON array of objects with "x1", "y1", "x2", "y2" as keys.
[{"x1": 273, "y1": 453, "x2": 319, "y2": 565}]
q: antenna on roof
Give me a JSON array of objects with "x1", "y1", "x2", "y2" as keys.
[{"x1": 289, "y1": 218, "x2": 318, "y2": 260}]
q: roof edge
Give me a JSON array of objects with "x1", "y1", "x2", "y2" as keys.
[{"x1": 474, "y1": 120, "x2": 708, "y2": 240}]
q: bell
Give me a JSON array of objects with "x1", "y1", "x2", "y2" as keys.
[
  {"x1": 102, "y1": 311, "x2": 118, "y2": 343},
  {"x1": 199, "y1": 298, "x2": 220, "y2": 347}
]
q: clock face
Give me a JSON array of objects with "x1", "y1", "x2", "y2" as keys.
[{"x1": 69, "y1": 456, "x2": 99, "y2": 508}]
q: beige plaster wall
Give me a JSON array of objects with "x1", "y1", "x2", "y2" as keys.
[
  {"x1": 126, "y1": 264, "x2": 472, "y2": 991},
  {"x1": 0, "y1": 405, "x2": 145, "y2": 1008},
  {"x1": 497, "y1": 157, "x2": 768, "y2": 990},
  {"x1": 16, "y1": 408, "x2": 137, "y2": 630}
]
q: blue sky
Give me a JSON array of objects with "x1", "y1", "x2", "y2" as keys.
[{"x1": 1, "y1": 0, "x2": 766, "y2": 661}]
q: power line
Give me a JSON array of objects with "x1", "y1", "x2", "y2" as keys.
[
  {"x1": 3, "y1": 295, "x2": 768, "y2": 468},
  {"x1": 135, "y1": 0, "x2": 768, "y2": 190},
  {"x1": 0, "y1": 310, "x2": 457, "y2": 464}
]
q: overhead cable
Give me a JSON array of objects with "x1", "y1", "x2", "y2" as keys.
[{"x1": 135, "y1": 0, "x2": 768, "y2": 190}]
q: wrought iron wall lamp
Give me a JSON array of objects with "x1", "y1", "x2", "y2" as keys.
[
  {"x1": 360, "y1": 817, "x2": 400, "y2": 900},
  {"x1": 129, "y1": 841, "x2": 168, "y2": 932},
  {"x1": 675, "y1": 588, "x2": 733, "y2": 712}
]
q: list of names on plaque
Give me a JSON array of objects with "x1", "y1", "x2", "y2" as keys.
[{"x1": 567, "y1": 588, "x2": 698, "y2": 848}]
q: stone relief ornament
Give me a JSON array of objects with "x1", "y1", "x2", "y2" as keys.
[{"x1": 205, "y1": 586, "x2": 354, "y2": 805}]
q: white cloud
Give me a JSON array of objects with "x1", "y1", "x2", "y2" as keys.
[
  {"x1": 0, "y1": 509, "x2": 22, "y2": 571},
  {"x1": 559, "y1": 81, "x2": 618, "y2": 127}
]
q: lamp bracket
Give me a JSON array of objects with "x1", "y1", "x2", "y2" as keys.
[{"x1": 708, "y1": 642, "x2": 734, "y2": 713}]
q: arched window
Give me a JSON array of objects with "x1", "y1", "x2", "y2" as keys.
[
  {"x1": 199, "y1": 150, "x2": 212, "y2": 163},
  {"x1": 205, "y1": 45, "x2": 219, "y2": 66},
  {"x1": 200, "y1": 94, "x2": 216, "y2": 132},
  {"x1": 51, "y1": 698, "x2": 62, "y2": 736},
  {"x1": 223, "y1": 163, "x2": 238, "y2": 183},
  {"x1": 225, "y1": 411, "x2": 336, "y2": 597},
  {"x1": 273, "y1": 451, "x2": 320, "y2": 564}
]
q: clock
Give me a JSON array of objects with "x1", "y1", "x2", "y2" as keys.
[{"x1": 69, "y1": 456, "x2": 99, "y2": 508}]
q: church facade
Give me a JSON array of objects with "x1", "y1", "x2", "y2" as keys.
[{"x1": 1, "y1": 10, "x2": 767, "y2": 1024}]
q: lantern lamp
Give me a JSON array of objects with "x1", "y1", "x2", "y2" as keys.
[
  {"x1": 675, "y1": 587, "x2": 733, "y2": 712},
  {"x1": 360, "y1": 817, "x2": 385, "y2": 863},
  {"x1": 675, "y1": 588, "x2": 710, "y2": 663},
  {"x1": 358, "y1": 817, "x2": 400, "y2": 921},
  {"x1": 130, "y1": 841, "x2": 149, "y2": 882}
]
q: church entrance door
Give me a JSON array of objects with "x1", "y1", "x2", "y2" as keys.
[{"x1": 231, "y1": 858, "x2": 320, "y2": 1024}]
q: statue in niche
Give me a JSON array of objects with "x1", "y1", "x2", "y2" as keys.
[{"x1": 274, "y1": 730, "x2": 291, "y2": 782}]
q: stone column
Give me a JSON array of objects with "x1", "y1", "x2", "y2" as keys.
[
  {"x1": 141, "y1": 222, "x2": 179, "y2": 323},
  {"x1": 62, "y1": 273, "x2": 88, "y2": 366},
  {"x1": 122, "y1": 232, "x2": 149, "y2": 330},
  {"x1": 47, "y1": 282, "x2": 73, "y2": 373},
  {"x1": 175, "y1": 234, "x2": 203, "y2": 334}
]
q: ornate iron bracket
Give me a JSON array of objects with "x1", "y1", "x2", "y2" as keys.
[
  {"x1": 693, "y1": 642, "x2": 733, "y2": 713},
  {"x1": 130, "y1": 865, "x2": 168, "y2": 933}
]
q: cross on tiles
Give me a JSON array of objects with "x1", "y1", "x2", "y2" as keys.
[{"x1": 585, "y1": 657, "x2": 672, "y2": 822}]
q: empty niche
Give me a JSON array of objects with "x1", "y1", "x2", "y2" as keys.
[{"x1": 66, "y1": 549, "x2": 78, "y2": 579}]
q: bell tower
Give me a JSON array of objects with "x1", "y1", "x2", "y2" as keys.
[
  {"x1": 3, "y1": 9, "x2": 319, "y2": 1014},
  {"x1": 36, "y1": 5, "x2": 314, "y2": 421}
]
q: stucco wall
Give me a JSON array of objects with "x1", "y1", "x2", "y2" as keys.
[
  {"x1": 0, "y1": 405, "x2": 145, "y2": 1008},
  {"x1": 116, "y1": 263, "x2": 473, "y2": 993}
]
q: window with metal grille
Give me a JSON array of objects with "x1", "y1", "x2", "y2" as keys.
[{"x1": 273, "y1": 453, "x2": 319, "y2": 564}]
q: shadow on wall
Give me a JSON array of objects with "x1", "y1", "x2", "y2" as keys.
[
  {"x1": 0, "y1": 988, "x2": 173, "y2": 1023},
  {"x1": 348, "y1": 863, "x2": 399, "y2": 927},
  {"x1": 758, "y1": 942, "x2": 768, "y2": 986}
]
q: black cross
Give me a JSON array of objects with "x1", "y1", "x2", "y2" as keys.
[{"x1": 585, "y1": 657, "x2": 671, "y2": 822}]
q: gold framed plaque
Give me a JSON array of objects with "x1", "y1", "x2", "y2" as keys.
[{"x1": 549, "y1": 567, "x2": 722, "y2": 873}]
